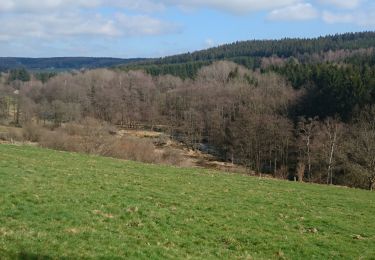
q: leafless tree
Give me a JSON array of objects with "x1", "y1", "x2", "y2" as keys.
[
  {"x1": 297, "y1": 117, "x2": 319, "y2": 182},
  {"x1": 321, "y1": 118, "x2": 344, "y2": 185},
  {"x1": 347, "y1": 106, "x2": 375, "y2": 191}
]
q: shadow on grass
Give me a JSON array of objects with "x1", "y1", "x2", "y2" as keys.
[
  {"x1": 17, "y1": 251, "x2": 54, "y2": 260},
  {"x1": 0, "y1": 250, "x2": 61, "y2": 260}
]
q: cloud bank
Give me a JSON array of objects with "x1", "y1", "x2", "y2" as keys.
[
  {"x1": 0, "y1": 0, "x2": 301, "y2": 14},
  {"x1": 267, "y1": 3, "x2": 318, "y2": 21},
  {"x1": 0, "y1": 0, "x2": 373, "y2": 57},
  {"x1": 318, "y1": 0, "x2": 362, "y2": 10}
]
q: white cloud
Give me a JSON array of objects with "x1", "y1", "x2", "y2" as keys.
[
  {"x1": 0, "y1": 0, "x2": 164, "y2": 13},
  {"x1": 0, "y1": 0, "x2": 373, "y2": 57},
  {"x1": 0, "y1": 35, "x2": 11, "y2": 42},
  {"x1": 165, "y1": 0, "x2": 302, "y2": 14},
  {"x1": 0, "y1": 0, "x2": 98, "y2": 12},
  {"x1": 358, "y1": 9, "x2": 375, "y2": 26},
  {"x1": 322, "y1": 9, "x2": 375, "y2": 27},
  {"x1": 0, "y1": 12, "x2": 179, "y2": 41},
  {"x1": 0, "y1": 0, "x2": 306, "y2": 44},
  {"x1": 267, "y1": 3, "x2": 319, "y2": 21},
  {"x1": 205, "y1": 38, "x2": 215, "y2": 48},
  {"x1": 322, "y1": 11, "x2": 354, "y2": 23},
  {"x1": 0, "y1": 0, "x2": 302, "y2": 14},
  {"x1": 115, "y1": 14, "x2": 180, "y2": 36},
  {"x1": 318, "y1": 0, "x2": 362, "y2": 10}
]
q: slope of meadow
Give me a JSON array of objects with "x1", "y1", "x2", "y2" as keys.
[{"x1": 0, "y1": 144, "x2": 374, "y2": 259}]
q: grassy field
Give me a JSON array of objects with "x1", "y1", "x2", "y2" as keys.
[{"x1": 0, "y1": 144, "x2": 374, "y2": 259}]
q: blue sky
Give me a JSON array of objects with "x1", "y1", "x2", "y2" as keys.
[{"x1": 0, "y1": 0, "x2": 374, "y2": 58}]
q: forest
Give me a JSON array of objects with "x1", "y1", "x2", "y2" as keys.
[
  {"x1": 120, "y1": 31, "x2": 375, "y2": 78},
  {"x1": 1, "y1": 32, "x2": 375, "y2": 190}
]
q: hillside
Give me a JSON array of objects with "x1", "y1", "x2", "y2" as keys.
[
  {"x1": 0, "y1": 57, "x2": 146, "y2": 72},
  {"x1": 0, "y1": 144, "x2": 374, "y2": 259},
  {"x1": 120, "y1": 31, "x2": 375, "y2": 78},
  {"x1": 155, "y1": 32, "x2": 375, "y2": 63}
]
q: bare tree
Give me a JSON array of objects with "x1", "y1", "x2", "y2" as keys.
[
  {"x1": 297, "y1": 117, "x2": 319, "y2": 182},
  {"x1": 296, "y1": 162, "x2": 305, "y2": 182},
  {"x1": 321, "y1": 118, "x2": 344, "y2": 185},
  {"x1": 347, "y1": 107, "x2": 375, "y2": 191}
]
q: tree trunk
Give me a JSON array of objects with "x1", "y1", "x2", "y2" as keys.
[
  {"x1": 369, "y1": 175, "x2": 375, "y2": 191},
  {"x1": 297, "y1": 162, "x2": 305, "y2": 183},
  {"x1": 327, "y1": 131, "x2": 337, "y2": 185},
  {"x1": 307, "y1": 136, "x2": 312, "y2": 182}
]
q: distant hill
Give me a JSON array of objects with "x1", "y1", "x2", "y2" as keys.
[
  {"x1": 0, "y1": 57, "x2": 146, "y2": 72},
  {"x1": 152, "y1": 31, "x2": 375, "y2": 64},
  {"x1": 120, "y1": 31, "x2": 375, "y2": 78},
  {"x1": 2, "y1": 32, "x2": 374, "y2": 76}
]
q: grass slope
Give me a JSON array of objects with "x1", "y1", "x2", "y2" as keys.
[{"x1": 0, "y1": 144, "x2": 374, "y2": 259}]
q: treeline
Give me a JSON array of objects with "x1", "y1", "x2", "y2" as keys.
[
  {"x1": 146, "y1": 32, "x2": 375, "y2": 64},
  {"x1": 120, "y1": 32, "x2": 375, "y2": 78},
  {"x1": 121, "y1": 61, "x2": 212, "y2": 80},
  {"x1": 121, "y1": 57, "x2": 262, "y2": 80},
  {"x1": 1, "y1": 68, "x2": 57, "y2": 84},
  {"x1": 271, "y1": 59, "x2": 375, "y2": 120},
  {"x1": 0, "y1": 57, "x2": 146, "y2": 72},
  {"x1": 1, "y1": 61, "x2": 375, "y2": 190}
]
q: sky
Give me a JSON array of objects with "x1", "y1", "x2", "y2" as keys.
[{"x1": 0, "y1": 0, "x2": 374, "y2": 58}]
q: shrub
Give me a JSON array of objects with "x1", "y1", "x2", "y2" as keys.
[
  {"x1": 161, "y1": 148, "x2": 184, "y2": 166},
  {"x1": 0, "y1": 128, "x2": 24, "y2": 142},
  {"x1": 21, "y1": 117, "x2": 184, "y2": 167},
  {"x1": 39, "y1": 130, "x2": 67, "y2": 151},
  {"x1": 275, "y1": 165, "x2": 289, "y2": 179},
  {"x1": 22, "y1": 123, "x2": 43, "y2": 142},
  {"x1": 296, "y1": 162, "x2": 305, "y2": 182},
  {"x1": 106, "y1": 137, "x2": 160, "y2": 164},
  {"x1": 39, "y1": 130, "x2": 81, "y2": 152},
  {"x1": 63, "y1": 122, "x2": 83, "y2": 136},
  {"x1": 153, "y1": 134, "x2": 169, "y2": 147}
]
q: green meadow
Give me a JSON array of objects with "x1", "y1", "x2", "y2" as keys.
[{"x1": 0, "y1": 144, "x2": 374, "y2": 259}]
